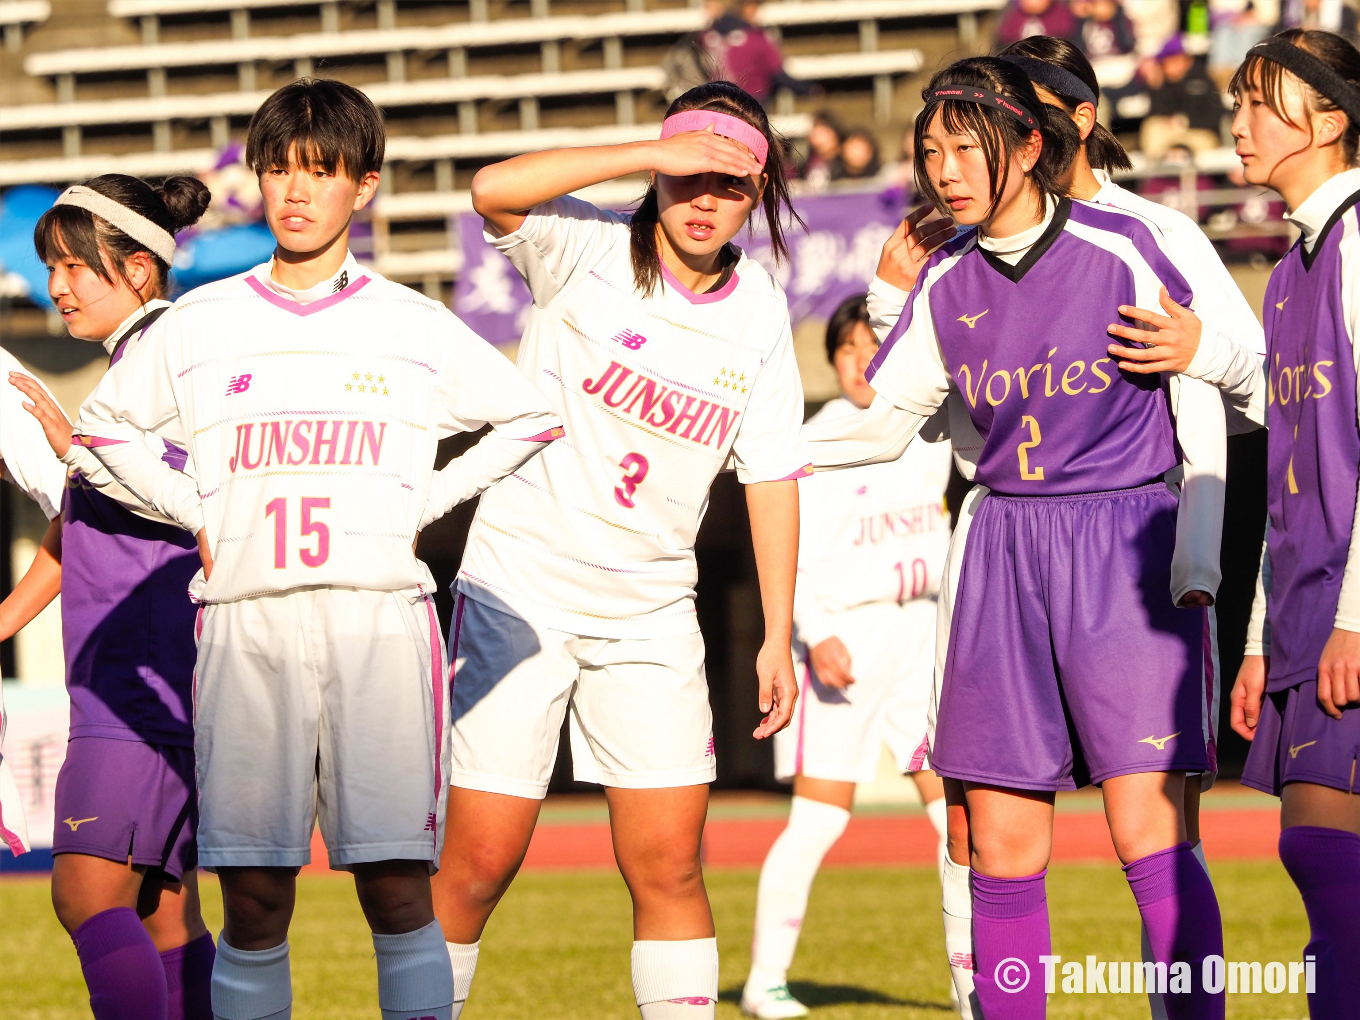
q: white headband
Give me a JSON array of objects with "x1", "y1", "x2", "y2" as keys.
[{"x1": 53, "y1": 185, "x2": 178, "y2": 265}]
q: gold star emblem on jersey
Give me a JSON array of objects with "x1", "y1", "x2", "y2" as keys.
[
  {"x1": 349, "y1": 370, "x2": 388, "y2": 396},
  {"x1": 958, "y1": 309, "x2": 989, "y2": 329},
  {"x1": 714, "y1": 367, "x2": 746, "y2": 393},
  {"x1": 1138, "y1": 732, "x2": 1180, "y2": 751}
]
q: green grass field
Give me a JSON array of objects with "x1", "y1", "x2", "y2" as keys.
[{"x1": 0, "y1": 861, "x2": 1309, "y2": 1019}]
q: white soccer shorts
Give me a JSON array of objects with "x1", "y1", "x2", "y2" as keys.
[
  {"x1": 775, "y1": 599, "x2": 938, "y2": 785},
  {"x1": 193, "y1": 586, "x2": 451, "y2": 870},
  {"x1": 0, "y1": 682, "x2": 30, "y2": 855},
  {"x1": 449, "y1": 594, "x2": 716, "y2": 799}
]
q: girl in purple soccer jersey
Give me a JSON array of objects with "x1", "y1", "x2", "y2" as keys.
[
  {"x1": 6, "y1": 174, "x2": 216, "y2": 1020},
  {"x1": 806, "y1": 57, "x2": 1230, "y2": 1020},
  {"x1": 1218, "y1": 29, "x2": 1360, "y2": 1019}
]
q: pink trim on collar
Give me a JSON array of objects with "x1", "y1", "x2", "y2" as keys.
[
  {"x1": 661, "y1": 110, "x2": 769, "y2": 167},
  {"x1": 660, "y1": 261, "x2": 740, "y2": 304},
  {"x1": 245, "y1": 273, "x2": 371, "y2": 316}
]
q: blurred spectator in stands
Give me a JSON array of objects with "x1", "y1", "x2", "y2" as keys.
[
  {"x1": 663, "y1": 0, "x2": 723, "y2": 100},
  {"x1": 996, "y1": 0, "x2": 1081, "y2": 47},
  {"x1": 837, "y1": 129, "x2": 882, "y2": 181},
  {"x1": 1139, "y1": 35, "x2": 1224, "y2": 158},
  {"x1": 196, "y1": 143, "x2": 262, "y2": 230},
  {"x1": 883, "y1": 121, "x2": 918, "y2": 197},
  {"x1": 799, "y1": 111, "x2": 844, "y2": 192},
  {"x1": 1208, "y1": 1, "x2": 1275, "y2": 89},
  {"x1": 1126, "y1": 0, "x2": 1182, "y2": 55},
  {"x1": 701, "y1": 0, "x2": 811, "y2": 106},
  {"x1": 1272, "y1": 0, "x2": 1359, "y2": 41},
  {"x1": 1079, "y1": 0, "x2": 1139, "y2": 57}
]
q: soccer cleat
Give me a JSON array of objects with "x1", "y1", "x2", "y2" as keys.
[{"x1": 740, "y1": 978, "x2": 810, "y2": 1019}]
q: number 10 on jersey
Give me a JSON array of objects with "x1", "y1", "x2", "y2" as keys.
[{"x1": 265, "y1": 497, "x2": 331, "y2": 568}]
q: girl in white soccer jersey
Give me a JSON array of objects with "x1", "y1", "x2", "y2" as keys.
[
  {"x1": 432, "y1": 80, "x2": 806, "y2": 1019},
  {"x1": 863, "y1": 37, "x2": 1270, "y2": 1020},
  {"x1": 6, "y1": 173, "x2": 219, "y2": 1020},
  {"x1": 67, "y1": 80, "x2": 562, "y2": 1020},
  {"x1": 740, "y1": 294, "x2": 952, "y2": 1020},
  {"x1": 0, "y1": 351, "x2": 68, "y2": 861},
  {"x1": 806, "y1": 57, "x2": 1231, "y2": 1020}
]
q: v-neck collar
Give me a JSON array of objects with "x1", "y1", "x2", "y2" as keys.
[
  {"x1": 978, "y1": 198, "x2": 1071, "y2": 283},
  {"x1": 1299, "y1": 188, "x2": 1360, "y2": 272}
]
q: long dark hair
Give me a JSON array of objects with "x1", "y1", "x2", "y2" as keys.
[
  {"x1": 34, "y1": 174, "x2": 210, "y2": 303},
  {"x1": 1230, "y1": 29, "x2": 1360, "y2": 165},
  {"x1": 629, "y1": 80, "x2": 802, "y2": 296},
  {"x1": 913, "y1": 57, "x2": 1080, "y2": 219},
  {"x1": 1000, "y1": 35, "x2": 1133, "y2": 173}
]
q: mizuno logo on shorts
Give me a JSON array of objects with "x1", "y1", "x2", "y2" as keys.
[
  {"x1": 225, "y1": 374, "x2": 252, "y2": 395},
  {"x1": 63, "y1": 816, "x2": 97, "y2": 831},
  {"x1": 1289, "y1": 740, "x2": 1317, "y2": 758},
  {"x1": 1138, "y1": 732, "x2": 1179, "y2": 751}
]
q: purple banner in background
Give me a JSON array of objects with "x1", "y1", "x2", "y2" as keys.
[{"x1": 453, "y1": 187, "x2": 912, "y2": 345}]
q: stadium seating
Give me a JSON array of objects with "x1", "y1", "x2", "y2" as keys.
[{"x1": 0, "y1": 0, "x2": 48, "y2": 51}]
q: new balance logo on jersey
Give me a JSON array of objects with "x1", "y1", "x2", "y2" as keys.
[
  {"x1": 1138, "y1": 732, "x2": 1179, "y2": 751},
  {"x1": 63, "y1": 816, "x2": 97, "y2": 831},
  {"x1": 225, "y1": 374, "x2": 252, "y2": 395},
  {"x1": 333, "y1": 270, "x2": 349, "y2": 294},
  {"x1": 228, "y1": 419, "x2": 387, "y2": 472},
  {"x1": 582, "y1": 360, "x2": 741, "y2": 449},
  {"x1": 610, "y1": 328, "x2": 647, "y2": 350},
  {"x1": 425, "y1": 812, "x2": 437, "y2": 832}
]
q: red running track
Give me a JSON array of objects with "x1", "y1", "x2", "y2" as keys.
[{"x1": 303, "y1": 807, "x2": 1281, "y2": 874}]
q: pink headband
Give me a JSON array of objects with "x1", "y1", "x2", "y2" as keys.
[{"x1": 660, "y1": 110, "x2": 769, "y2": 168}]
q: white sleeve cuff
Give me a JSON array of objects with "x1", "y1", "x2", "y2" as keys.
[{"x1": 866, "y1": 275, "x2": 911, "y2": 342}]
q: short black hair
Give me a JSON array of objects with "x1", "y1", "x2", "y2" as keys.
[
  {"x1": 246, "y1": 78, "x2": 385, "y2": 180},
  {"x1": 825, "y1": 292, "x2": 871, "y2": 363}
]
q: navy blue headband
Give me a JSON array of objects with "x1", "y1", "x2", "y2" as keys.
[
  {"x1": 1248, "y1": 36, "x2": 1360, "y2": 126},
  {"x1": 1000, "y1": 54, "x2": 1099, "y2": 109},
  {"x1": 926, "y1": 86, "x2": 1038, "y2": 130}
]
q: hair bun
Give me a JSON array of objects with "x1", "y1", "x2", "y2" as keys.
[{"x1": 156, "y1": 175, "x2": 212, "y2": 232}]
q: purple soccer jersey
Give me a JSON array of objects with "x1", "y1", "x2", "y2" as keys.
[
  {"x1": 62, "y1": 324, "x2": 200, "y2": 746},
  {"x1": 869, "y1": 199, "x2": 1194, "y2": 495},
  {"x1": 1262, "y1": 190, "x2": 1360, "y2": 692}
]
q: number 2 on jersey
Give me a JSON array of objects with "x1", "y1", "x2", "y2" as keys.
[
  {"x1": 265, "y1": 496, "x2": 331, "y2": 568},
  {"x1": 1017, "y1": 415, "x2": 1044, "y2": 481},
  {"x1": 614, "y1": 453, "x2": 650, "y2": 509}
]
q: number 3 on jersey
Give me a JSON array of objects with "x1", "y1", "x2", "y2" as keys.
[
  {"x1": 1017, "y1": 415, "x2": 1044, "y2": 481},
  {"x1": 265, "y1": 496, "x2": 330, "y2": 568},
  {"x1": 614, "y1": 453, "x2": 649, "y2": 509}
]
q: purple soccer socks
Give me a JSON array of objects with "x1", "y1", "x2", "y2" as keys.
[
  {"x1": 1123, "y1": 842, "x2": 1224, "y2": 1020},
  {"x1": 162, "y1": 932, "x2": 216, "y2": 1020},
  {"x1": 1279, "y1": 825, "x2": 1360, "y2": 1020},
  {"x1": 970, "y1": 869, "x2": 1050, "y2": 1019},
  {"x1": 72, "y1": 907, "x2": 169, "y2": 1020}
]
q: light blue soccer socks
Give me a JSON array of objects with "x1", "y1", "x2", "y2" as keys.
[
  {"x1": 373, "y1": 919, "x2": 455, "y2": 1020},
  {"x1": 211, "y1": 937, "x2": 291, "y2": 1020},
  {"x1": 632, "y1": 938, "x2": 719, "y2": 1018}
]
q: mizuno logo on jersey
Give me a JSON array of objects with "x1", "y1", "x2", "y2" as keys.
[
  {"x1": 227, "y1": 419, "x2": 387, "y2": 472},
  {"x1": 225, "y1": 374, "x2": 252, "y2": 395},
  {"x1": 1276, "y1": 296, "x2": 1289, "y2": 310},
  {"x1": 1138, "y1": 732, "x2": 1179, "y2": 751},
  {"x1": 610, "y1": 329, "x2": 647, "y2": 350},
  {"x1": 582, "y1": 360, "x2": 742, "y2": 449},
  {"x1": 63, "y1": 816, "x2": 97, "y2": 831},
  {"x1": 958, "y1": 309, "x2": 989, "y2": 329}
]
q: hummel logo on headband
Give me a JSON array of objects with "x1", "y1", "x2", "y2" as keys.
[{"x1": 927, "y1": 87, "x2": 1039, "y2": 130}]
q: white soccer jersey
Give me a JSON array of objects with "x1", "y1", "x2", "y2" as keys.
[
  {"x1": 793, "y1": 397, "x2": 951, "y2": 649},
  {"x1": 458, "y1": 197, "x2": 810, "y2": 638},
  {"x1": 76, "y1": 254, "x2": 563, "y2": 604},
  {"x1": 0, "y1": 347, "x2": 67, "y2": 520}
]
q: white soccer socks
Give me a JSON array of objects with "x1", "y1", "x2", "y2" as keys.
[
  {"x1": 445, "y1": 940, "x2": 480, "y2": 1019},
  {"x1": 925, "y1": 796, "x2": 949, "y2": 877},
  {"x1": 632, "y1": 938, "x2": 719, "y2": 1018},
  {"x1": 372, "y1": 919, "x2": 455, "y2": 1020},
  {"x1": 940, "y1": 855, "x2": 979, "y2": 1020},
  {"x1": 211, "y1": 937, "x2": 291, "y2": 1020}
]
